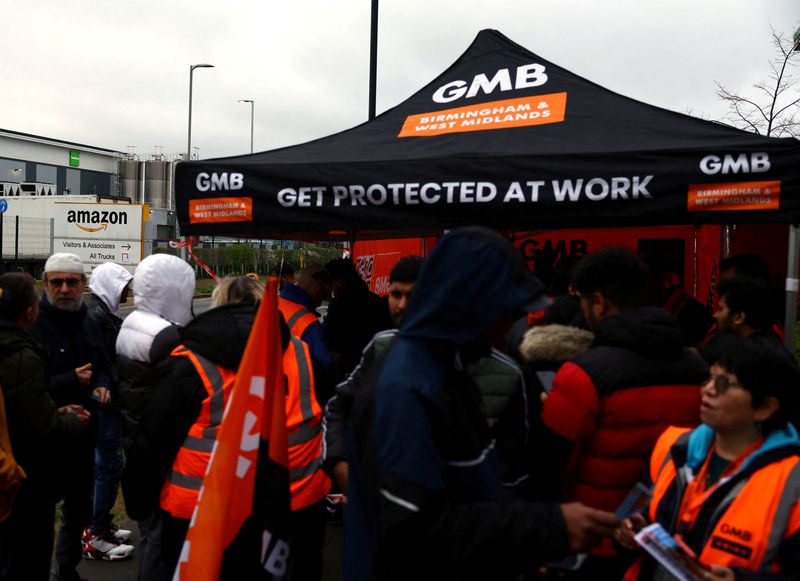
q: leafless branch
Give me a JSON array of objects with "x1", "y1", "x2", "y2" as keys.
[{"x1": 715, "y1": 24, "x2": 800, "y2": 137}]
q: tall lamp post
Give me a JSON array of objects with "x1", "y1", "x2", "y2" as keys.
[
  {"x1": 187, "y1": 63, "x2": 214, "y2": 161},
  {"x1": 785, "y1": 30, "x2": 800, "y2": 350},
  {"x1": 183, "y1": 63, "x2": 214, "y2": 262},
  {"x1": 368, "y1": 0, "x2": 378, "y2": 120},
  {"x1": 238, "y1": 99, "x2": 255, "y2": 153}
]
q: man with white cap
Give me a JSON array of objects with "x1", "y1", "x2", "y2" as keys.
[
  {"x1": 31, "y1": 253, "x2": 133, "y2": 581},
  {"x1": 82, "y1": 263, "x2": 136, "y2": 560}
]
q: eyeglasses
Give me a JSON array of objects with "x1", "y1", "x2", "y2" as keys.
[
  {"x1": 47, "y1": 277, "x2": 82, "y2": 288},
  {"x1": 705, "y1": 374, "x2": 741, "y2": 394}
]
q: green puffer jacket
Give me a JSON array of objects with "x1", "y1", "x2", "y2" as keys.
[{"x1": 0, "y1": 321, "x2": 83, "y2": 486}]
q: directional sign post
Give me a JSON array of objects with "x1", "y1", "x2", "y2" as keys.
[
  {"x1": 53, "y1": 203, "x2": 145, "y2": 271},
  {"x1": 52, "y1": 238, "x2": 142, "y2": 266}
]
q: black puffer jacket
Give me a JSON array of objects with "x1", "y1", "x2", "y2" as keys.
[{"x1": 122, "y1": 304, "x2": 265, "y2": 520}]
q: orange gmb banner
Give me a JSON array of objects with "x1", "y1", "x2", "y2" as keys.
[
  {"x1": 687, "y1": 181, "x2": 781, "y2": 212},
  {"x1": 189, "y1": 197, "x2": 253, "y2": 224},
  {"x1": 398, "y1": 93, "x2": 567, "y2": 138}
]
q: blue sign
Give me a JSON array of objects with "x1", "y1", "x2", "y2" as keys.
[{"x1": 0, "y1": 199, "x2": 7, "y2": 213}]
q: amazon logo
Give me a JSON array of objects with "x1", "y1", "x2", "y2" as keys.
[{"x1": 67, "y1": 209, "x2": 128, "y2": 232}]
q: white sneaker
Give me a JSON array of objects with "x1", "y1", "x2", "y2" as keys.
[
  {"x1": 110, "y1": 525, "x2": 133, "y2": 543},
  {"x1": 82, "y1": 535, "x2": 135, "y2": 561}
]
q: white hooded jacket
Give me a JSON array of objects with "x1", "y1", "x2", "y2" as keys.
[
  {"x1": 89, "y1": 262, "x2": 133, "y2": 315},
  {"x1": 116, "y1": 254, "x2": 195, "y2": 363}
]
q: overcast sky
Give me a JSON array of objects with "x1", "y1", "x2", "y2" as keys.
[{"x1": 2, "y1": 0, "x2": 797, "y2": 160}]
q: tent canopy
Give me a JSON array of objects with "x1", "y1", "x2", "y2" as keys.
[{"x1": 176, "y1": 29, "x2": 800, "y2": 241}]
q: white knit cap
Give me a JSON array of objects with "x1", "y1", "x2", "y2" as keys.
[{"x1": 44, "y1": 253, "x2": 85, "y2": 274}]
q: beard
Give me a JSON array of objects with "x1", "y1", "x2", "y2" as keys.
[{"x1": 46, "y1": 291, "x2": 82, "y2": 311}]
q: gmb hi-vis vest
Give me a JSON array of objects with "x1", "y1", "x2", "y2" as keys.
[
  {"x1": 284, "y1": 334, "x2": 330, "y2": 511},
  {"x1": 625, "y1": 426, "x2": 800, "y2": 579},
  {"x1": 278, "y1": 297, "x2": 318, "y2": 339},
  {"x1": 160, "y1": 345, "x2": 236, "y2": 520},
  {"x1": 160, "y1": 338, "x2": 331, "y2": 520}
]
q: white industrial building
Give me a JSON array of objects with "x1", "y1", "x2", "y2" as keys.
[{"x1": 0, "y1": 128, "x2": 180, "y2": 274}]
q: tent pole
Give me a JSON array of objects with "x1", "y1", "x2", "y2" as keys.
[
  {"x1": 368, "y1": 0, "x2": 378, "y2": 120},
  {"x1": 784, "y1": 224, "x2": 799, "y2": 351}
]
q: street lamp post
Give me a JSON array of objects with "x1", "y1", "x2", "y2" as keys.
[
  {"x1": 785, "y1": 30, "x2": 800, "y2": 350},
  {"x1": 183, "y1": 63, "x2": 214, "y2": 262},
  {"x1": 238, "y1": 99, "x2": 255, "y2": 153},
  {"x1": 187, "y1": 64, "x2": 214, "y2": 161},
  {"x1": 369, "y1": 0, "x2": 378, "y2": 120}
]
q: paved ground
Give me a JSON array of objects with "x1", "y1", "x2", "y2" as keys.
[{"x1": 77, "y1": 518, "x2": 345, "y2": 580}]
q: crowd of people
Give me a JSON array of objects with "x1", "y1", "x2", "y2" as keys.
[{"x1": 0, "y1": 227, "x2": 798, "y2": 581}]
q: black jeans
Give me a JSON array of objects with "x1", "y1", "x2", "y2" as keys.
[
  {"x1": 287, "y1": 500, "x2": 327, "y2": 581},
  {"x1": 52, "y1": 445, "x2": 94, "y2": 581},
  {"x1": 0, "y1": 481, "x2": 57, "y2": 581}
]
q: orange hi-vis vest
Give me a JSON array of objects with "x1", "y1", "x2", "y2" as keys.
[
  {"x1": 285, "y1": 334, "x2": 331, "y2": 511},
  {"x1": 160, "y1": 345, "x2": 236, "y2": 520},
  {"x1": 279, "y1": 297, "x2": 319, "y2": 339},
  {"x1": 625, "y1": 426, "x2": 800, "y2": 579},
  {"x1": 161, "y1": 338, "x2": 330, "y2": 519}
]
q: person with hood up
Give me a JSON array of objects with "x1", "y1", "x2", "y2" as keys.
[
  {"x1": 345, "y1": 227, "x2": 620, "y2": 581},
  {"x1": 126, "y1": 275, "x2": 331, "y2": 581},
  {"x1": 538, "y1": 246, "x2": 708, "y2": 580},
  {"x1": 116, "y1": 253, "x2": 194, "y2": 580},
  {"x1": 123, "y1": 276, "x2": 261, "y2": 580},
  {"x1": 83, "y1": 262, "x2": 134, "y2": 557}
]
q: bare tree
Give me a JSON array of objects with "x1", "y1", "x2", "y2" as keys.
[{"x1": 716, "y1": 26, "x2": 800, "y2": 137}]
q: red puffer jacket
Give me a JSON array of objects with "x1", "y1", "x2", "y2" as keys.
[{"x1": 540, "y1": 307, "x2": 708, "y2": 555}]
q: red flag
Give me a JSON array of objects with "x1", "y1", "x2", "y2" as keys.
[{"x1": 174, "y1": 276, "x2": 290, "y2": 580}]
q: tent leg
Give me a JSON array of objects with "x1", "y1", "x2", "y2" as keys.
[{"x1": 784, "y1": 224, "x2": 800, "y2": 351}]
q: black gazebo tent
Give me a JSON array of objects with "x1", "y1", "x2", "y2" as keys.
[
  {"x1": 175, "y1": 29, "x2": 800, "y2": 241},
  {"x1": 174, "y1": 29, "x2": 800, "y2": 345}
]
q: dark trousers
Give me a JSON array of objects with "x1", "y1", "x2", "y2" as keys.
[
  {"x1": 0, "y1": 482, "x2": 57, "y2": 581},
  {"x1": 91, "y1": 408, "x2": 123, "y2": 534},
  {"x1": 137, "y1": 510, "x2": 169, "y2": 581},
  {"x1": 52, "y1": 446, "x2": 95, "y2": 581},
  {"x1": 287, "y1": 500, "x2": 327, "y2": 581}
]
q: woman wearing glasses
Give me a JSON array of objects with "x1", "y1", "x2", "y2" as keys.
[{"x1": 618, "y1": 336, "x2": 800, "y2": 581}]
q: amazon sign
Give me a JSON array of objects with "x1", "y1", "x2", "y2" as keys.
[{"x1": 53, "y1": 202, "x2": 146, "y2": 270}]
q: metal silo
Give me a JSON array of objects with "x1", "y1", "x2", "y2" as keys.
[
  {"x1": 119, "y1": 160, "x2": 141, "y2": 202},
  {"x1": 144, "y1": 160, "x2": 170, "y2": 208}
]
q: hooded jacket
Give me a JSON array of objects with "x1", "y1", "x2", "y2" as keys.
[
  {"x1": 87, "y1": 262, "x2": 133, "y2": 391},
  {"x1": 345, "y1": 228, "x2": 568, "y2": 581},
  {"x1": 324, "y1": 328, "x2": 533, "y2": 493},
  {"x1": 540, "y1": 308, "x2": 708, "y2": 544},
  {"x1": 116, "y1": 254, "x2": 194, "y2": 450},
  {"x1": 0, "y1": 321, "x2": 83, "y2": 485},
  {"x1": 122, "y1": 303, "x2": 258, "y2": 521}
]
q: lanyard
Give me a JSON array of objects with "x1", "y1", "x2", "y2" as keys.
[{"x1": 677, "y1": 437, "x2": 764, "y2": 536}]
